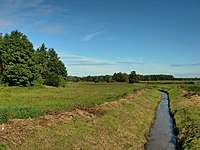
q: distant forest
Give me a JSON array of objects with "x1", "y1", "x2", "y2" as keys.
[
  {"x1": 68, "y1": 72, "x2": 200, "y2": 83},
  {"x1": 0, "y1": 30, "x2": 67, "y2": 87}
]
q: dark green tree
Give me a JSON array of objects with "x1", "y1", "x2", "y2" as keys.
[
  {"x1": 47, "y1": 48, "x2": 67, "y2": 78},
  {"x1": 129, "y1": 71, "x2": 139, "y2": 83},
  {"x1": 104, "y1": 75, "x2": 112, "y2": 83},
  {"x1": 0, "y1": 33, "x2": 4, "y2": 83},
  {"x1": 45, "y1": 48, "x2": 67, "y2": 86},
  {"x1": 112, "y1": 72, "x2": 129, "y2": 82},
  {"x1": 0, "y1": 33, "x2": 4, "y2": 73},
  {"x1": 35, "y1": 43, "x2": 48, "y2": 84},
  {"x1": 1, "y1": 30, "x2": 36, "y2": 86}
]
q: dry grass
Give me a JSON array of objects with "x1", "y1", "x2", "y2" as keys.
[
  {"x1": 13, "y1": 88, "x2": 160, "y2": 150},
  {"x1": 169, "y1": 85, "x2": 200, "y2": 149}
]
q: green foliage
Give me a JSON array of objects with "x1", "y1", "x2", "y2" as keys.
[
  {"x1": 32, "y1": 73, "x2": 44, "y2": 87},
  {"x1": 129, "y1": 71, "x2": 139, "y2": 83},
  {"x1": 0, "y1": 108, "x2": 9, "y2": 123},
  {"x1": 45, "y1": 72, "x2": 65, "y2": 87},
  {"x1": 139, "y1": 74, "x2": 175, "y2": 81},
  {"x1": 0, "y1": 31, "x2": 67, "y2": 87},
  {"x1": 0, "y1": 143, "x2": 6, "y2": 149},
  {"x1": 46, "y1": 48, "x2": 67, "y2": 79},
  {"x1": 1, "y1": 30, "x2": 36, "y2": 86},
  {"x1": 0, "y1": 74, "x2": 4, "y2": 84},
  {"x1": 35, "y1": 43, "x2": 48, "y2": 80},
  {"x1": 35, "y1": 46, "x2": 67, "y2": 87},
  {"x1": 0, "y1": 106, "x2": 43, "y2": 122},
  {"x1": 112, "y1": 72, "x2": 129, "y2": 82},
  {"x1": 168, "y1": 85, "x2": 200, "y2": 149}
]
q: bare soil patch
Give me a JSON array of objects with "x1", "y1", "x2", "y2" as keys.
[{"x1": 0, "y1": 109, "x2": 95, "y2": 146}]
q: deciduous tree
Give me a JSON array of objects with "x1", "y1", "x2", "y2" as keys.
[{"x1": 129, "y1": 71, "x2": 139, "y2": 83}]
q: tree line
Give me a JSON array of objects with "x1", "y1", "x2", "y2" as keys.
[
  {"x1": 68, "y1": 71, "x2": 176, "y2": 83},
  {"x1": 0, "y1": 30, "x2": 67, "y2": 87}
]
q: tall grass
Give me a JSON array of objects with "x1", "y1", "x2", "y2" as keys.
[
  {"x1": 0, "y1": 83, "x2": 144, "y2": 122},
  {"x1": 180, "y1": 84, "x2": 200, "y2": 95},
  {"x1": 17, "y1": 89, "x2": 160, "y2": 149},
  {"x1": 169, "y1": 85, "x2": 200, "y2": 149}
]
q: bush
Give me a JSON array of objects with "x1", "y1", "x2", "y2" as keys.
[
  {"x1": 45, "y1": 72, "x2": 65, "y2": 87},
  {"x1": 32, "y1": 74, "x2": 44, "y2": 87},
  {"x1": 0, "y1": 108, "x2": 9, "y2": 123}
]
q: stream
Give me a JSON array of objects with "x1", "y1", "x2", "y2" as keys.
[{"x1": 146, "y1": 91, "x2": 176, "y2": 150}]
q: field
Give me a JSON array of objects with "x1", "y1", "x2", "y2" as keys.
[
  {"x1": 0, "y1": 83, "x2": 161, "y2": 149},
  {"x1": 0, "y1": 83, "x2": 144, "y2": 121},
  {"x1": 168, "y1": 84, "x2": 200, "y2": 149},
  {"x1": 0, "y1": 83, "x2": 200, "y2": 149}
]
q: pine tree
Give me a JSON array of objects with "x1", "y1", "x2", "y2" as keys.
[
  {"x1": 45, "y1": 48, "x2": 67, "y2": 86},
  {"x1": 35, "y1": 43, "x2": 48, "y2": 82},
  {"x1": 2, "y1": 30, "x2": 36, "y2": 86},
  {"x1": 0, "y1": 33, "x2": 4, "y2": 73}
]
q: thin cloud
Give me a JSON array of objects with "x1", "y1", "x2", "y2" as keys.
[
  {"x1": 66, "y1": 63, "x2": 114, "y2": 66},
  {"x1": 60, "y1": 54, "x2": 114, "y2": 66},
  {"x1": 117, "y1": 61, "x2": 145, "y2": 65},
  {"x1": 63, "y1": 61, "x2": 90, "y2": 63},
  {"x1": 171, "y1": 63, "x2": 200, "y2": 67},
  {"x1": 0, "y1": 0, "x2": 45, "y2": 14},
  {"x1": 0, "y1": 0, "x2": 68, "y2": 33},
  {"x1": 60, "y1": 56, "x2": 83, "y2": 60},
  {"x1": 82, "y1": 31, "x2": 104, "y2": 42}
]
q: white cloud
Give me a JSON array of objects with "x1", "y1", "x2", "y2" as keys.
[
  {"x1": 117, "y1": 61, "x2": 145, "y2": 64},
  {"x1": 171, "y1": 63, "x2": 200, "y2": 67},
  {"x1": 82, "y1": 31, "x2": 104, "y2": 42},
  {"x1": 61, "y1": 54, "x2": 112, "y2": 65},
  {"x1": 0, "y1": 0, "x2": 69, "y2": 33},
  {"x1": 60, "y1": 54, "x2": 147, "y2": 76},
  {"x1": 0, "y1": 0, "x2": 45, "y2": 15}
]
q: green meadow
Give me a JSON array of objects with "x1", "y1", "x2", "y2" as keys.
[
  {"x1": 0, "y1": 83, "x2": 200, "y2": 149},
  {"x1": 0, "y1": 83, "x2": 143, "y2": 121}
]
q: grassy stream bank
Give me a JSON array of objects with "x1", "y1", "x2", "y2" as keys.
[
  {"x1": 168, "y1": 85, "x2": 200, "y2": 149},
  {"x1": 0, "y1": 84, "x2": 160, "y2": 149}
]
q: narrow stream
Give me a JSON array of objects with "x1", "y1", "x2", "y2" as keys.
[{"x1": 146, "y1": 91, "x2": 176, "y2": 150}]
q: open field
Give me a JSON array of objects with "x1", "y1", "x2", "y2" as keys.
[
  {"x1": 0, "y1": 83, "x2": 161, "y2": 149},
  {"x1": 0, "y1": 83, "x2": 200, "y2": 149},
  {"x1": 14, "y1": 89, "x2": 160, "y2": 149},
  {"x1": 0, "y1": 83, "x2": 144, "y2": 121}
]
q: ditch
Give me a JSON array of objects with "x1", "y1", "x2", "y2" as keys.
[{"x1": 146, "y1": 91, "x2": 176, "y2": 150}]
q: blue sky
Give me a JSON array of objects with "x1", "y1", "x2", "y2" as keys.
[{"x1": 0, "y1": 0, "x2": 200, "y2": 77}]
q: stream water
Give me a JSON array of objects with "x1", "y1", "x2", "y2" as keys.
[{"x1": 146, "y1": 92, "x2": 176, "y2": 150}]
